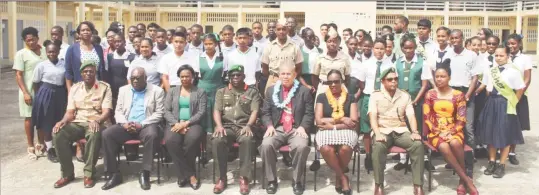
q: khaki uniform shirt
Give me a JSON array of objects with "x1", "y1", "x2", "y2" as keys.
[
  {"x1": 368, "y1": 88, "x2": 415, "y2": 135},
  {"x1": 67, "y1": 81, "x2": 113, "y2": 123},
  {"x1": 313, "y1": 51, "x2": 351, "y2": 81},
  {"x1": 261, "y1": 38, "x2": 303, "y2": 74},
  {"x1": 215, "y1": 85, "x2": 262, "y2": 126}
]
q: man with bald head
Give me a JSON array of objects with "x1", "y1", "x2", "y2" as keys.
[
  {"x1": 448, "y1": 29, "x2": 480, "y2": 178},
  {"x1": 260, "y1": 65, "x2": 314, "y2": 195},
  {"x1": 101, "y1": 67, "x2": 165, "y2": 190}
]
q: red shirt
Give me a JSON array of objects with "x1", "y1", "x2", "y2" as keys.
[{"x1": 279, "y1": 86, "x2": 294, "y2": 133}]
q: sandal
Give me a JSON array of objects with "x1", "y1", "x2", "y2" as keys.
[
  {"x1": 27, "y1": 147, "x2": 37, "y2": 160},
  {"x1": 35, "y1": 144, "x2": 45, "y2": 156}
]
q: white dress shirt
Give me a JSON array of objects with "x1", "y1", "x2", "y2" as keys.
[
  {"x1": 448, "y1": 48, "x2": 479, "y2": 87},
  {"x1": 158, "y1": 50, "x2": 197, "y2": 86},
  {"x1": 358, "y1": 57, "x2": 395, "y2": 94},
  {"x1": 224, "y1": 47, "x2": 261, "y2": 85},
  {"x1": 152, "y1": 45, "x2": 174, "y2": 58}
]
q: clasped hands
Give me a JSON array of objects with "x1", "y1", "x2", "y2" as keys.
[
  {"x1": 316, "y1": 117, "x2": 356, "y2": 130},
  {"x1": 171, "y1": 121, "x2": 189, "y2": 134},
  {"x1": 123, "y1": 122, "x2": 142, "y2": 133}
]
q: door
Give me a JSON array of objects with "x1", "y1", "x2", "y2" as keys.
[
  {"x1": 2, "y1": 20, "x2": 7, "y2": 59},
  {"x1": 501, "y1": 29, "x2": 511, "y2": 45},
  {"x1": 205, "y1": 25, "x2": 213, "y2": 34},
  {"x1": 16, "y1": 20, "x2": 23, "y2": 50}
]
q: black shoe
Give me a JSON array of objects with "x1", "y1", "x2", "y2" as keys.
[
  {"x1": 47, "y1": 148, "x2": 58, "y2": 163},
  {"x1": 484, "y1": 161, "x2": 497, "y2": 175},
  {"x1": 335, "y1": 186, "x2": 343, "y2": 194},
  {"x1": 424, "y1": 160, "x2": 435, "y2": 171},
  {"x1": 492, "y1": 163, "x2": 505, "y2": 178},
  {"x1": 393, "y1": 162, "x2": 408, "y2": 171},
  {"x1": 101, "y1": 173, "x2": 123, "y2": 190},
  {"x1": 309, "y1": 160, "x2": 321, "y2": 171},
  {"x1": 189, "y1": 176, "x2": 201, "y2": 190},
  {"x1": 139, "y1": 170, "x2": 151, "y2": 190},
  {"x1": 177, "y1": 178, "x2": 189, "y2": 188},
  {"x1": 266, "y1": 181, "x2": 278, "y2": 194},
  {"x1": 292, "y1": 182, "x2": 304, "y2": 195},
  {"x1": 445, "y1": 163, "x2": 453, "y2": 169},
  {"x1": 509, "y1": 155, "x2": 520, "y2": 165},
  {"x1": 282, "y1": 152, "x2": 292, "y2": 167},
  {"x1": 365, "y1": 154, "x2": 373, "y2": 171}
]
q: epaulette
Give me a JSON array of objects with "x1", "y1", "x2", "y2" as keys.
[{"x1": 98, "y1": 81, "x2": 111, "y2": 87}]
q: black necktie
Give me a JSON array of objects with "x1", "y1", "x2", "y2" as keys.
[
  {"x1": 511, "y1": 55, "x2": 517, "y2": 62},
  {"x1": 499, "y1": 66, "x2": 505, "y2": 72},
  {"x1": 488, "y1": 55, "x2": 494, "y2": 67},
  {"x1": 420, "y1": 41, "x2": 427, "y2": 48}
]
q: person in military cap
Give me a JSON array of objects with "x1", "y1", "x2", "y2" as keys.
[
  {"x1": 368, "y1": 67, "x2": 425, "y2": 195},
  {"x1": 212, "y1": 65, "x2": 262, "y2": 195},
  {"x1": 51, "y1": 60, "x2": 113, "y2": 189}
]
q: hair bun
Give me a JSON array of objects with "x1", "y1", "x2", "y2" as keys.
[{"x1": 441, "y1": 58, "x2": 451, "y2": 68}]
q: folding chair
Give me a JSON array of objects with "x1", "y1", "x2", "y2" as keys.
[
  {"x1": 158, "y1": 139, "x2": 207, "y2": 183},
  {"x1": 211, "y1": 142, "x2": 257, "y2": 185},
  {"x1": 422, "y1": 126, "x2": 474, "y2": 192},
  {"x1": 261, "y1": 145, "x2": 307, "y2": 189},
  {"x1": 120, "y1": 139, "x2": 162, "y2": 184}
]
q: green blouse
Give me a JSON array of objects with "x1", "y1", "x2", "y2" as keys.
[{"x1": 178, "y1": 96, "x2": 191, "y2": 120}]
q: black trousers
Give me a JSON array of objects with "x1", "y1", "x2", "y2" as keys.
[
  {"x1": 102, "y1": 124, "x2": 162, "y2": 173},
  {"x1": 164, "y1": 124, "x2": 204, "y2": 180}
]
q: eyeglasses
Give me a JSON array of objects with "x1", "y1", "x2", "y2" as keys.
[
  {"x1": 326, "y1": 80, "x2": 342, "y2": 85},
  {"x1": 384, "y1": 77, "x2": 398, "y2": 82}
]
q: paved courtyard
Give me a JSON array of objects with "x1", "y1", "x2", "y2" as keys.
[{"x1": 1, "y1": 65, "x2": 539, "y2": 195}]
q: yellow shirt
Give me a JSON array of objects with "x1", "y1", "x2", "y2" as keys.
[
  {"x1": 67, "y1": 81, "x2": 113, "y2": 123},
  {"x1": 313, "y1": 51, "x2": 351, "y2": 81},
  {"x1": 261, "y1": 38, "x2": 303, "y2": 73},
  {"x1": 368, "y1": 88, "x2": 415, "y2": 135}
]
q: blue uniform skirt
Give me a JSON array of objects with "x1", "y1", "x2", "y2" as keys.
[
  {"x1": 477, "y1": 90, "x2": 524, "y2": 149},
  {"x1": 516, "y1": 95, "x2": 530, "y2": 130},
  {"x1": 31, "y1": 82, "x2": 67, "y2": 133}
]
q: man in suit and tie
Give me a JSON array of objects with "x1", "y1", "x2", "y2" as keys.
[
  {"x1": 259, "y1": 64, "x2": 314, "y2": 195},
  {"x1": 101, "y1": 67, "x2": 165, "y2": 191}
]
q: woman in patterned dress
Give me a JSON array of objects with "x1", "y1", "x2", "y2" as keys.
[
  {"x1": 423, "y1": 60, "x2": 478, "y2": 195},
  {"x1": 315, "y1": 70, "x2": 358, "y2": 195},
  {"x1": 196, "y1": 34, "x2": 225, "y2": 133},
  {"x1": 13, "y1": 27, "x2": 47, "y2": 160}
]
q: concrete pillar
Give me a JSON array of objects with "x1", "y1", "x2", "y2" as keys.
[
  {"x1": 156, "y1": 6, "x2": 161, "y2": 24},
  {"x1": 88, "y1": 8, "x2": 94, "y2": 21},
  {"x1": 516, "y1": 1, "x2": 522, "y2": 34},
  {"x1": 238, "y1": 4, "x2": 243, "y2": 28},
  {"x1": 78, "y1": 2, "x2": 86, "y2": 23},
  {"x1": 8, "y1": 1, "x2": 17, "y2": 61},
  {"x1": 197, "y1": 0, "x2": 202, "y2": 24},
  {"x1": 130, "y1": 1, "x2": 135, "y2": 27},
  {"x1": 47, "y1": 1, "x2": 57, "y2": 40},
  {"x1": 444, "y1": 1, "x2": 449, "y2": 26},
  {"x1": 537, "y1": 15, "x2": 539, "y2": 57},
  {"x1": 471, "y1": 16, "x2": 479, "y2": 36},
  {"x1": 117, "y1": 3, "x2": 123, "y2": 24},
  {"x1": 523, "y1": 16, "x2": 528, "y2": 52},
  {"x1": 103, "y1": 3, "x2": 110, "y2": 35},
  {"x1": 484, "y1": 15, "x2": 489, "y2": 28}
]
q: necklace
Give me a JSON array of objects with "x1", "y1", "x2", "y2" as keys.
[
  {"x1": 272, "y1": 80, "x2": 300, "y2": 108},
  {"x1": 326, "y1": 87, "x2": 347, "y2": 121}
]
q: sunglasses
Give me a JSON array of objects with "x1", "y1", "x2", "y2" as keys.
[
  {"x1": 384, "y1": 77, "x2": 398, "y2": 82},
  {"x1": 326, "y1": 80, "x2": 342, "y2": 85}
]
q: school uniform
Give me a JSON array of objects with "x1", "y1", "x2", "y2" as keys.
[
  {"x1": 289, "y1": 34, "x2": 305, "y2": 48},
  {"x1": 348, "y1": 52, "x2": 363, "y2": 96},
  {"x1": 478, "y1": 64, "x2": 525, "y2": 148},
  {"x1": 127, "y1": 55, "x2": 162, "y2": 86},
  {"x1": 152, "y1": 45, "x2": 174, "y2": 58},
  {"x1": 300, "y1": 45, "x2": 323, "y2": 86},
  {"x1": 511, "y1": 51, "x2": 532, "y2": 130},
  {"x1": 431, "y1": 44, "x2": 454, "y2": 70},
  {"x1": 185, "y1": 42, "x2": 205, "y2": 56},
  {"x1": 224, "y1": 47, "x2": 261, "y2": 86},
  {"x1": 32, "y1": 59, "x2": 67, "y2": 133},
  {"x1": 158, "y1": 51, "x2": 197, "y2": 87}
]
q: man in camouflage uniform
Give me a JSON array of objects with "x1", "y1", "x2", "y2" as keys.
[
  {"x1": 212, "y1": 65, "x2": 262, "y2": 195},
  {"x1": 52, "y1": 61, "x2": 113, "y2": 189}
]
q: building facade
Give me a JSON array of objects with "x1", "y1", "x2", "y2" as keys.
[{"x1": 1, "y1": 1, "x2": 538, "y2": 63}]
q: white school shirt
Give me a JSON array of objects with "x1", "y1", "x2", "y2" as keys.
[
  {"x1": 430, "y1": 44, "x2": 455, "y2": 70},
  {"x1": 358, "y1": 57, "x2": 395, "y2": 94},
  {"x1": 253, "y1": 36, "x2": 269, "y2": 56},
  {"x1": 302, "y1": 45, "x2": 323, "y2": 75},
  {"x1": 361, "y1": 53, "x2": 375, "y2": 62},
  {"x1": 219, "y1": 42, "x2": 237, "y2": 60},
  {"x1": 152, "y1": 45, "x2": 174, "y2": 58},
  {"x1": 194, "y1": 52, "x2": 219, "y2": 73},
  {"x1": 348, "y1": 53, "x2": 363, "y2": 80},
  {"x1": 127, "y1": 55, "x2": 162, "y2": 86},
  {"x1": 33, "y1": 59, "x2": 66, "y2": 86},
  {"x1": 186, "y1": 42, "x2": 204, "y2": 56},
  {"x1": 158, "y1": 51, "x2": 197, "y2": 86},
  {"x1": 448, "y1": 48, "x2": 479, "y2": 87},
  {"x1": 224, "y1": 47, "x2": 261, "y2": 85},
  {"x1": 59, "y1": 43, "x2": 70, "y2": 60},
  {"x1": 395, "y1": 54, "x2": 433, "y2": 81},
  {"x1": 482, "y1": 65, "x2": 525, "y2": 92},
  {"x1": 510, "y1": 51, "x2": 533, "y2": 76}
]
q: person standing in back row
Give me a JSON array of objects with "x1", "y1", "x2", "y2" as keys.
[
  {"x1": 392, "y1": 15, "x2": 409, "y2": 58},
  {"x1": 286, "y1": 17, "x2": 305, "y2": 48}
]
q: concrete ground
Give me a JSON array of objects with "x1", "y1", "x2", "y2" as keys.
[{"x1": 2, "y1": 63, "x2": 539, "y2": 195}]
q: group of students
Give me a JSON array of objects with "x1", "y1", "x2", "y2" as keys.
[{"x1": 12, "y1": 14, "x2": 531, "y2": 195}]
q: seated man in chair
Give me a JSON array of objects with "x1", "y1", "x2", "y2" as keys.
[
  {"x1": 101, "y1": 67, "x2": 165, "y2": 190},
  {"x1": 369, "y1": 67, "x2": 425, "y2": 195},
  {"x1": 259, "y1": 64, "x2": 314, "y2": 195},
  {"x1": 212, "y1": 65, "x2": 262, "y2": 194}
]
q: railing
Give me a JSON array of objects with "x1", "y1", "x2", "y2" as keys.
[
  {"x1": 0, "y1": 2, "x2": 7, "y2": 13},
  {"x1": 523, "y1": 1, "x2": 539, "y2": 10},
  {"x1": 133, "y1": 1, "x2": 280, "y2": 8},
  {"x1": 376, "y1": 1, "x2": 520, "y2": 11}
]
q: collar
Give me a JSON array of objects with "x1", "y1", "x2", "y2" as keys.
[
  {"x1": 302, "y1": 45, "x2": 319, "y2": 53},
  {"x1": 131, "y1": 85, "x2": 147, "y2": 93},
  {"x1": 154, "y1": 44, "x2": 169, "y2": 52},
  {"x1": 113, "y1": 50, "x2": 132, "y2": 59},
  {"x1": 400, "y1": 54, "x2": 418, "y2": 63},
  {"x1": 418, "y1": 38, "x2": 433, "y2": 44},
  {"x1": 436, "y1": 44, "x2": 452, "y2": 53},
  {"x1": 453, "y1": 48, "x2": 470, "y2": 56},
  {"x1": 189, "y1": 42, "x2": 203, "y2": 49},
  {"x1": 381, "y1": 87, "x2": 403, "y2": 102},
  {"x1": 289, "y1": 34, "x2": 301, "y2": 40},
  {"x1": 228, "y1": 83, "x2": 248, "y2": 91},
  {"x1": 221, "y1": 42, "x2": 237, "y2": 49},
  {"x1": 511, "y1": 51, "x2": 522, "y2": 58},
  {"x1": 282, "y1": 85, "x2": 293, "y2": 92},
  {"x1": 254, "y1": 36, "x2": 266, "y2": 42},
  {"x1": 236, "y1": 46, "x2": 251, "y2": 54},
  {"x1": 324, "y1": 51, "x2": 346, "y2": 60},
  {"x1": 137, "y1": 54, "x2": 158, "y2": 61},
  {"x1": 272, "y1": 38, "x2": 293, "y2": 48}
]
